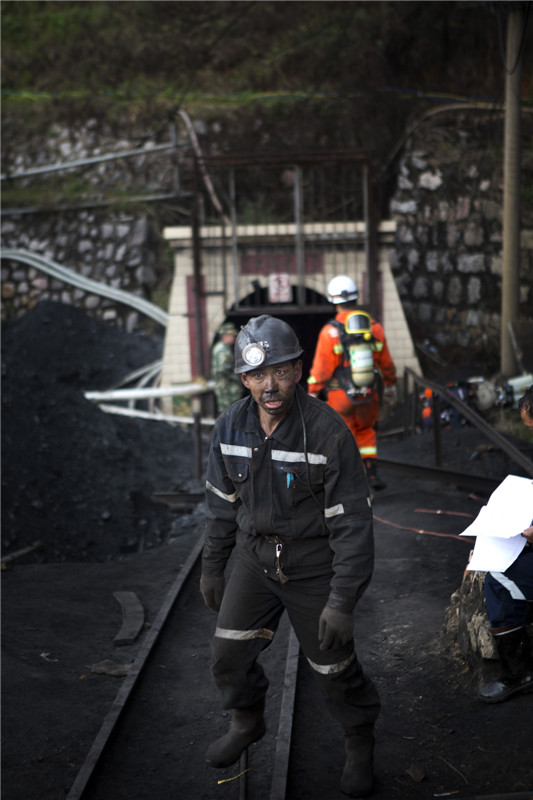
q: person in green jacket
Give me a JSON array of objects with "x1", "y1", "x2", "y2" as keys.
[{"x1": 210, "y1": 322, "x2": 243, "y2": 414}]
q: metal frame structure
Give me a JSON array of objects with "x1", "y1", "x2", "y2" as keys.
[{"x1": 191, "y1": 149, "x2": 379, "y2": 318}]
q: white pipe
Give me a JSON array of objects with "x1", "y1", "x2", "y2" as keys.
[
  {"x1": 85, "y1": 381, "x2": 215, "y2": 402},
  {"x1": 97, "y1": 403, "x2": 216, "y2": 427},
  {"x1": 1, "y1": 249, "x2": 169, "y2": 327},
  {"x1": 114, "y1": 360, "x2": 163, "y2": 388}
]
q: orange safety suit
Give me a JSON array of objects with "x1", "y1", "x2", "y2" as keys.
[{"x1": 307, "y1": 309, "x2": 396, "y2": 461}]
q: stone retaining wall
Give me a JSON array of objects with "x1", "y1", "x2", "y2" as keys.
[
  {"x1": 1, "y1": 209, "x2": 162, "y2": 332},
  {"x1": 1, "y1": 120, "x2": 180, "y2": 331},
  {"x1": 389, "y1": 108, "x2": 533, "y2": 372}
]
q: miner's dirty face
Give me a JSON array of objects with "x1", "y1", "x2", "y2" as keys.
[{"x1": 241, "y1": 360, "x2": 302, "y2": 421}]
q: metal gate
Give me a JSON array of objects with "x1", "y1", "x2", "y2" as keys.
[{"x1": 183, "y1": 149, "x2": 380, "y2": 376}]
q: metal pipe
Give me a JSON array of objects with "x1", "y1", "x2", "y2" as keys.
[
  {"x1": 169, "y1": 121, "x2": 181, "y2": 198},
  {"x1": 1, "y1": 249, "x2": 169, "y2": 327},
  {"x1": 294, "y1": 165, "x2": 305, "y2": 307},
  {"x1": 85, "y1": 382, "x2": 215, "y2": 402},
  {"x1": 192, "y1": 411, "x2": 202, "y2": 482},
  {"x1": 230, "y1": 168, "x2": 240, "y2": 309},
  {"x1": 403, "y1": 371, "x2": 411, "y2": 437},
  {"x1": 1, "y1": 192, "x2": 182, "y2": 216},
  {"x1": 500, "y1": 6, "x2": 524, "y2": 377},
  {"x1": 112, "y1": 360, "x2": 163, "y2": 389},
  {"x1": 191, "y1": 168, "x2": 206, "y2": 377},
  {"x1": 97, "y1": 404, "x2": 216, "y2": 427},
  {"x1": 410, "y1": 383, "x2": 418, "y2": 437},
  {"x1": 432, "y1": 393, "x2": 442, "y2": 466},
  {"x1": 1, "y1": 141, "x2": 179, "y2": 181},
  {"x1": 177, "y1": 109, "x2": 230, "y2": 226},
  {"x1": 363, "y1": 162, "x2": 379, "y2": 319}
]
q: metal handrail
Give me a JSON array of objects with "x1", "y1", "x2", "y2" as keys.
[{"x1": 403, "y1": 367, "x2": 533, "y2": 478}]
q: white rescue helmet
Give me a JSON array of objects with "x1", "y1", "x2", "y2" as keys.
[{"x1": 327, "y1": 275, "x2": 359, "y2": 304}]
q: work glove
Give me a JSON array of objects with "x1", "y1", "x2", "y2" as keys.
[
  {"x1": 383, "y1": 385, "x2": 398, "y2": 409},
  {"x1": 318, "y1": 605, "x2": 354, "y2": 651},
  {"x1": 200, "y1": 573, "x2": 225, "y2": 612}
]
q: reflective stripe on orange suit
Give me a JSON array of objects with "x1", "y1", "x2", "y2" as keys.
[{"x1": 308, "y1": 309, "x2": 396, "y2": 460}]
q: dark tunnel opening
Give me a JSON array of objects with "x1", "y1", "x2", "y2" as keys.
[{"x1": 225, "y1": 286, "x2": 333, "y2": 384}]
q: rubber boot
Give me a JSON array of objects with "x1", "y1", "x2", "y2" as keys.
[
  {"x1": 340, "y1": 726, "x2": 375, "y2": 798},
  {"x1": 206, "y1": 699, "x2": 266, "y2": 768},
  {"x1": 364, "y1": 459, "x2": 386, "y2": 491},
  {"x1": 478, "y1": 627, "x2": 533, "y2": 703}
]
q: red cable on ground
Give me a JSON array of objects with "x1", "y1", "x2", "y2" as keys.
[
  {"x1": 373, "y1": 514, "x2": 475, "y2": 543},
  {"x1": 414, "y1": 508, "x2": 476, "y2": 518}
]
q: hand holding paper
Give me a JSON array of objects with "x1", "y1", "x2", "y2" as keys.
[{"x1": 460, "y1": 475, "x2": 533, "y2": 572}]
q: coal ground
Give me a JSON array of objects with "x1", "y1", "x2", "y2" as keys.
[{"x1": 2, "y1": 301, "x2": 533, "y2": 800}]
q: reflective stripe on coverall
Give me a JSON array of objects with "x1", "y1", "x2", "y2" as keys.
[{"x1": 485, "y1": 544, "x2": 533, "y2": 634}]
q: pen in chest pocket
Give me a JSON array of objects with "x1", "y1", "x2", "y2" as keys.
[{"x1": 280, "y1": 465, "x2": 295, "y2": 489}]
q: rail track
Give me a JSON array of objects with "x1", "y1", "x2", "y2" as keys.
[
  {"x1": 58, "y1": 432, "x2": 533, "y2": 800},
  {"x1": 65, "y1": 526, "x2": 301, "y2": 800}
]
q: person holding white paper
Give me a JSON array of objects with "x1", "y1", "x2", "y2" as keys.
[{"x1": 478, "y1": 385, "x2": 533, "y2": 703}]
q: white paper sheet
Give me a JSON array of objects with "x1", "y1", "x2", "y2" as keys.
[
  {"x1": 459, "y1": 475, "x2": 533, "y2": 572},
  {"x1": 465, "y1": 533, "x2": 526, "y2": 572}
]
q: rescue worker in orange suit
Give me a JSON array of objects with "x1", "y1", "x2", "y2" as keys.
[{"x1": 308, "y1": 275, "x2": 397, "y2": 491}]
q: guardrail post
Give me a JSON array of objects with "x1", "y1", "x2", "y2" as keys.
[
  {"x1": 403, "y1": 370, "x2": 411, "y2": 438},
  {"x1": 191, "y1": 396, "x2": 203, "y2": 482},
  {"x1": 410, "y1": 384, "x2": 418, "y2": 436},
  {"x1": 432, "y1": 393, "x2": 442, "y2": 466}
]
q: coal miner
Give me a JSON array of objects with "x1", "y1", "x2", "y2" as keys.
[{"x1": 200, "y1": 314, "x2": 380, "y2": 797}]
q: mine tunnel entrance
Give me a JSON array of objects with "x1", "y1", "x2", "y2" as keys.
[{"x1": 225, "y1": 286, "x2": 333, "y2": 384}]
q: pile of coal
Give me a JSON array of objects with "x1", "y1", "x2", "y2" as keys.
[{"x1": 2, "y1": 301, "x2": 198, "y2": 564}]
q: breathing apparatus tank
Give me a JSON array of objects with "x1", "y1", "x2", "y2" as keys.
[
  {"x1": 331, "y1": 310, "x2": 376, "y2": 401},
  {"x1": 344, "y1": 311, "x2": 375, "y2": 389}
]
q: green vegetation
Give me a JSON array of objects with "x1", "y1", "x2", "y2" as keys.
[
  {"x1": 3, "y1": 1, "x2": 531, "y2": 122},
  {"x1": 492, "y1": 406, "x2": 533, "y2": 445},
  {"x1": 2, "y1": 2, "x2": 532, "y2": 210}
]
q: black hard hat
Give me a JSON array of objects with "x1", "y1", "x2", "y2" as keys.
[{"x1": 234, "y1": 315, "x2": 303, "y2": 374}]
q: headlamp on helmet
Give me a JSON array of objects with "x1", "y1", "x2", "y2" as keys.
[
  {"x1": 241, "y1": 342, "x2": 266, "y2": 368},
  {"x1": 234, "y1": 315, "x2": 303, "y2": 374}
]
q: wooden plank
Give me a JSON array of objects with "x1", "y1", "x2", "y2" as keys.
[
  {"x1": 270, "y1": 626, "x2": 300, "y2": 800},
  {"x1": 113, "y1": 591, "x2": 145, "y2": 646}
]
